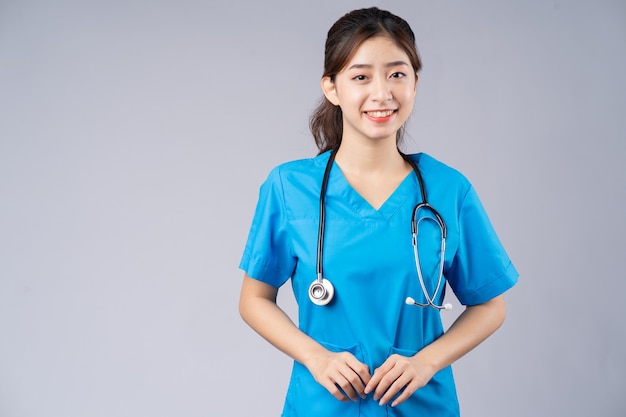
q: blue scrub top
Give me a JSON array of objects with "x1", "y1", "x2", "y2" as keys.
[{"x1": 240, "y1": 151, "x2": 518, "y2": 417}]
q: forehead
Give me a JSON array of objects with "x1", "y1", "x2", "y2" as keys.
[{"x1": 345, "y1": 36, "x2": 410, "y2": 66}]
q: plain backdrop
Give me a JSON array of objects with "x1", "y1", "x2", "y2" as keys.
[{"x1": 1, "y1": 0, "x2": 625, "y2": 416}]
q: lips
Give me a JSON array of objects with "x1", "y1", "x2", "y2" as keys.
[{"x1": 364, "y1": 109, "x2": 397, "y2": 123}]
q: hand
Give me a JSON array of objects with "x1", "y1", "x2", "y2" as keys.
[
  {"x1": 306, "y1": 350, "x2": 371, "y2": 402},
  {"x1": 364, "y1": 353, "x2": 435, "y2": 407}
]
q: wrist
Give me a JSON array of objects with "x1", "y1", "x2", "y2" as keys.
[
  {"x1": 412, "y1": 349, "x2": 441, "y2": 375},
  {"x1": 300, "y1": 344, "x2": 330, "y2": 370}
]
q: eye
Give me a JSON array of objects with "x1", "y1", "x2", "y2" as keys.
[
  {"x1": 352, "y1": 75, "x2": 368, "y2": 81},
  {"x1": 391, "y1": 72, "x2": 406, "y2": 79}
]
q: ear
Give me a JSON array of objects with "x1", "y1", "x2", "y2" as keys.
[
  {"x1": 414, "y1": 72, "x2": 419, "y2": 93},
  {"x1": 321, "y1": 76, "x2": 340, "y2": 106}
]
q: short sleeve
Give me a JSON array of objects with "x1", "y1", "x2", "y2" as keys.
[
  {"x1": 447, "y1": 186, "x2": 518, "y2": 305},
  {"x1": 239, "y1": 167, "x2": 296, "y2": 288}
]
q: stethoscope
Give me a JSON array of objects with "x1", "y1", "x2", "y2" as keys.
[{"x1": 308, "y1": 150, "x2": 452, "y2": 310}]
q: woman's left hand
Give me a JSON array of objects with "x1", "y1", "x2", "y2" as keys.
[{"x1": 364, "y1": 353, "x2": 435, "y2": 407}]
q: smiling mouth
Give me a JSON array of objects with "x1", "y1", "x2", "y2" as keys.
[{"x1": 365, "y1": 110, "x2": 396, "y2": 117}]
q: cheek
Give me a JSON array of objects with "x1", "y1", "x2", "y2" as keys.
[
  {"x1": 339, "y1": 91, "x2": 367, "y2": 112},
  {"x1": 343, "y1": 86, "x2": 367, "y2": 101},
  {"x1": 397, "y1": 88, "x2": 416, "y2": 108}
]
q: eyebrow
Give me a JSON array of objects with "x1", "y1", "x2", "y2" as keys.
[{"x1": 347, "y1": 61, "x2": 410, "y2": 70}]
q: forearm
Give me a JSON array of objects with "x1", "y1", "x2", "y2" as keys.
[
  {"x1": 239, "y1": 275, "x2": 327, "y2": 367},
  {"x1": 240, "y1": 275, "x2": 372, "y2": 402},
  {"x1": 414, "y1": 295, "x2": 507, "y2": 372}
]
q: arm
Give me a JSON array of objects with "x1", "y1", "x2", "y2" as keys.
[
  {"x1": 239, "y1": 274, "x2": 371, "y2": 401},
  {"x1": 365, "y1": 295, "x2": 507, "y2": 407}
]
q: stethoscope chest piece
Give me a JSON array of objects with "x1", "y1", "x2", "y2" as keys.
[{"x1": 308, "y1": 278, "x2": 334, "y2": 306}]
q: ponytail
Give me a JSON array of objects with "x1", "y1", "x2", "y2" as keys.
[{"x1": 309, "y1": 97, "x2": 343, "y2": 154}]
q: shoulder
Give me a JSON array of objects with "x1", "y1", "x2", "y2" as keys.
[
  {"x1": 264, "y1": 151, "x2": 331, "y2": 189},
  {"x1": 259, "y1": 152, "x2": 331, "y2": 219},
  {"x1": 273, "y1": 151, "x2": 331, "y2": 175},
  {"x1": 407, "y1": 152, "x2": 471, "y2": 190}
]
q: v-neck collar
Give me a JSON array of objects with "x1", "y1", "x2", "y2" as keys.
[{"x1": 328, "y1": 162, "x2": 416, "y2": 221}]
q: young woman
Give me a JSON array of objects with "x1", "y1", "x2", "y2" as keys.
[{"x1": 238, "y1": 7, "x2": 518, "y2": 417}]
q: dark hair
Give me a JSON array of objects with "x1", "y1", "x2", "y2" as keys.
[{"x1": 309, "y1": 7, "x2": 422, "y2": 154}]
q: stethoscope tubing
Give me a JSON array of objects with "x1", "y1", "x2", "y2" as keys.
[
  {"x1": 316, "y1": 150, "x2": 336, "y2": 282},
  {"x1": 311, "y1": 150, "x2": 449, "y2": 310},
  {"x1": 403, "y1": 154, "x2": 450, "y2": 309},
  {"x1": 411, "y1": 212, "x2": 447, "y2": 309}
]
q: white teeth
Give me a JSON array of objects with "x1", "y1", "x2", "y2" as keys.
[{"x1": 367, "y1": 110, "x2": 394, "y2": 117}]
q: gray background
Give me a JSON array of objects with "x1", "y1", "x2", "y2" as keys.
[{"x1": 1, "y1": 0, "x2": 625, "y2": 416}]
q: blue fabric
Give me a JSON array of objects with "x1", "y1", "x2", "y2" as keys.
[{"x1": 240, "y1": 151, "x2": 519, "y2": 417}]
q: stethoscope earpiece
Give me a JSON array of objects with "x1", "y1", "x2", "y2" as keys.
[{"x1": 308, "y1": 278, "x2": 334, "y2": 306}]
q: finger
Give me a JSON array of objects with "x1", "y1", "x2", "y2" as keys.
[
  {"x1": 345, "y1": 361, "x2": 370, "y2": 397},
  {"x1": 320, "y1": 379, "x2": 349, "y2": 402},
  {"x1": 343, "y1": 362, "x2": 373, "y2": 401},
  {"x1": 390, "y1": 380, "x2": 419, "y2": 407},
  {"x1": 374, "y1": 371, "x2": 401, "y2": 402},
  {"x1": 378, "y1": 373, "x2": 410, "y2": 406},
  {"x1": 347, "y1": 360, "x2": 371, "y2": 387},
  {"x1": 364, "y1": 360, "x2": 392, "y2": 394},
  {"x1": 332, "y1": 363, "x2": 360, "y2": 402},
  {"x1": 332, "y1": 354, "x2": 369, "y2": 398},
  {"x1": 373, "y1": 363, "x2": 405, "y2": 401},
  {"x1": 335, "y1": 377, "x2": 360, "y2": 402}
]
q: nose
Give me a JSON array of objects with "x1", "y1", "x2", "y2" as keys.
[{"x1": 370, "y1": 75, "x2": 392, "y2": 102}]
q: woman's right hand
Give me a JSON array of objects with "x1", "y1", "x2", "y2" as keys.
[
  {"x1": 240, "y1": 275, "x2": 371, "y2": 402},
  {"x1": 305, "y1": 351, "x2": 371, "y2": 402}
]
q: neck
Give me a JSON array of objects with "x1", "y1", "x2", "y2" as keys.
[{"x1": 334, "y1": 138, "x2": 407, "y2": 175}]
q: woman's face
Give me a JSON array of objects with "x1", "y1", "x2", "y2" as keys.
[{"x1": 322, "y1": 36, "x2": 418, "y2": 145}]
